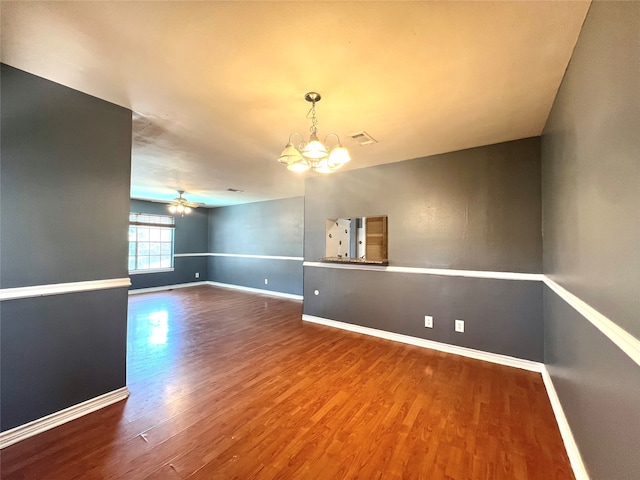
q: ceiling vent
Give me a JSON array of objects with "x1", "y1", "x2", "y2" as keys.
[
  {"x1": 226, "y1": 188, "x2": 243, "y2": 193},
  {"x1": 348, "y1": 131, "x2": 377, "y2": 146}
]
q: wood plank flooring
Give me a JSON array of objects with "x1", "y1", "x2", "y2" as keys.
[{"x1": 0, "y1": 285, "x2": 574, "y2": 479}]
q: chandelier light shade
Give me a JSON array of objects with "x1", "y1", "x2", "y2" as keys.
[
  {"x1": 278, "y1": 92, "x2": 351, "y2": 173},
  {"x1": 167, "y1": 190, "x2": 202, "y2": 216}
]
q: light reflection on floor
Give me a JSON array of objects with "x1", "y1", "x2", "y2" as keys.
[
  {"x1": 127, "y1": 297, "x2": 183, "y2": 384},
  {"x1": 147, "y1": 310, "x2": 169, "y2": 345},
  {"x1": 126, "y1": 293, "x2": 202, "y2": 417},
  {"x1": 129, "y1": 308, "x2": 170, "y2": 348}
]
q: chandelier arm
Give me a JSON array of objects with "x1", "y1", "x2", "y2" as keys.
[
  {"x1": 323, "y1": 132, "x2": 342, "y2": 146},
  {"x1": 288, "y1": 132, "x2": 305, "y2": 145}
]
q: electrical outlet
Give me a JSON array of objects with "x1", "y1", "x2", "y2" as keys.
[
  {"x1": 264, "y1": 278, "x2": 268, "y2": 285},
  {"x1": 195, "y1": 272, "x2": 199, "y2": 279},
  {"x1": 424, "y1": 315, "x2": 433, "y2": 328},
  {"x1": 455, "y1": 319, "x2": 465, "y2": 333}
]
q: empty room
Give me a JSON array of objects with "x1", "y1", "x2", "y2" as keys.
[{"x1": 0, "y1": 2, "x2": 638, "y2": 479}]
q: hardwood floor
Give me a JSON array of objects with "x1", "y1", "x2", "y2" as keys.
[{"x1": 1, "y1": 285, "x2": 574, "y2": 479}]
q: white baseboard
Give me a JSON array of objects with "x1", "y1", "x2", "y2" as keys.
[
  {"x1": 301, "y1": 314, "x2": 543, "y2": 372},
  {"x1": 0, "y1": 386, "x2": 130, "y2": 449},
  {"x1": 207, "y1": 281, "x2": 303, "y2": 300},
  {"x1": 541, "y1": 367, "x2": 590, "y2": 480},
  {"x1": 128, "y1": 281, "x2": 303, "y2": 300},
  {"x1": 128, "y1": 281, "x2": 209, "y2": 295}
]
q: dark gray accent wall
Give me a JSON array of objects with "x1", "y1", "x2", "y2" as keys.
[
  {"x1": 129, "y1": 199, "x2": 209, "y2": 290},
  {"x1": 541, "y1": 3, "x2": 639, "y2": 479},
  {"x1": 209, "y1": 197, "x2": 304, "y2": 256},
  {"x1": 0, "y1": 65, "x2": 131, "y2": 431},
  {"x1": 208, "y1": 197, "x2": 304, "y2": 296},
  {"x1": 305, "y1": 138, "x2": 542, "y2": 273},
  {"x1": 542, "y1": 3, "x2": 640, "y2": 339},
  {"x1": 305, "y1": 267, "x2": 543, "y2": 361},
  {"x1": 210, "y1": 257, "x2": 303, "y2": 297},
  {"x1": 0, "y1": 290, "x2": 129, "y2": 431},
  {"x1": 1, "y1": 65, "x2": 132, "y2": 288},
  {"x1": 544, "y1": 289, "x2": 640, "y2": 480},
  {"x1": 304, "y1": 138, "x2": 543, "y2": 360}
]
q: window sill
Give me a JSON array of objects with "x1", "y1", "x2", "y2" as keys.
[{"x1": 129, "y1": 268, "x2": 175, "y2": 275}]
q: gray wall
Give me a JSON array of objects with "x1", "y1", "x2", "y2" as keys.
[
  {"x1": 0, "y1": 65, "x2": 132, "y2": 431},
  {"x1": 541, "y1": 3, "x2": 640, "y2": 479},
  {"x1": 543, "y1": 289, "x2": 639, "y2": 480},
  {"x1": 304, "y1": 138, "x2": 544, "y2": 361},
  {"x1": 305, "y1": 268, "x2": 542, "y2": 361},
  {"x1": 208, "y1": 197, "x2": 304, "y2": 296},
  {"x1": 1, "y1": 290, "x2": 129, "y2": 430},
  {"x1": 129, "y1": 199, "x2": 209, "y2": 290},
  {"x1": 305, "y1": 138, "x2": 542, "y2": 272},
  {"x1": 1, "y1": 67, "x2": 131, "y2": 288}
]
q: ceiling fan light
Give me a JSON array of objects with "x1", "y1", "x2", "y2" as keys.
[
  {"x1": 328, "y1": 145, "x2": 350, "y2": 167},
  {"x1": 185, "y1": 206, "x2": 192, "y2": 214},
  {"x1": 168, "y1": 205, "x2": 177, "y2": 213}
]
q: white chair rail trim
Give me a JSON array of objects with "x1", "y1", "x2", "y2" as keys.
[
  {"x1": 0, "y1": 278, "x2": 131, "y2": 301},
  {"x1": 174, "y1": 252, "x2": 303, "y2": 261},
  {"x1": 543, "y1": 277, "x2": 640, "y2": 367},
  {"x1": 304, "y1": 262, "x2": 639, "y2": 366},
  {"x1": 205, "y1": 253, "x2": 304, "y2": 261},
  {"x1": 303, "y1": 261, "x2": 543, "y2": 281}
]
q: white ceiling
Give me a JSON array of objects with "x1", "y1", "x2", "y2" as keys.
[{"x1": 1, "y1": 1, "x2": 590, "y2": 207}]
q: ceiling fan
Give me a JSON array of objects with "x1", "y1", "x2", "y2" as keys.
[{"x1": 167, "y1": 190, "x2": 204, "y2": 216}]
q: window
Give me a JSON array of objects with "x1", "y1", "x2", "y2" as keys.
[{"x1": 128, "y1": 213, "x2": 175, "y2": 273}]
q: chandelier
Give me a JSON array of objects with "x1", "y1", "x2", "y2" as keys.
[
  {"x1": 278, "y1": 92, "x2": 351, "y2": 173},
  {"x1": 167, "y1": 190, "x2": 200, "y2": 216}
]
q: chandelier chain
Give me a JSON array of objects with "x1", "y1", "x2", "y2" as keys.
[{"x1": 306, "y1": 103, "x2": 318, "y2": 137}]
